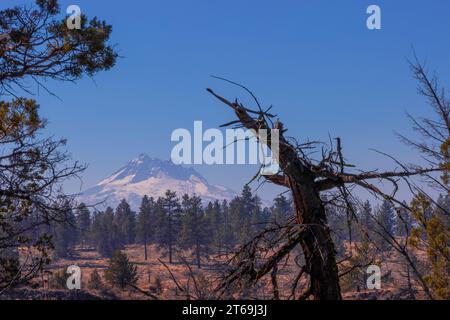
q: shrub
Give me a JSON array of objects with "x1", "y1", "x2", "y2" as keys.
[
  {"x1": 105, "y1": 251, "x2": 138, "y2": 290},
  {"x1": 88, "y1": 269, "x2": 103, "y2": 290}
]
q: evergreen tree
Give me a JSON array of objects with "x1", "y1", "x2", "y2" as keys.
[
  {"x1": 155, "y1": 190, "x2": 181, "y2": 263},
  {"x1": 105, "y1": 250, "x2": 138, "y2": 290},
  {"x1": 375, "y1": 200, "x2": 396, "y2": 251},
  {"x1": 53, "y1": 204, "x2": 77, "y2": 258},
  {"x1": 359, "y1": 200, "x2": 374, "y2": 235},
  {"x1": 75, "y1": 203, "x2": 91, "y2": 249},
  {"x1": 350, "y1": 200, "x2": 375, "y2": 245},
  {"x1": 114, "y1": 199, "x2": 136, "y2": 246},
  {"x1": 91, "y1": 207, "x2": 122, "y2": 257},
  {"x1": 250, "y1": 195, "x2": 264, "y2": 236},
  {"x1": 410, "y1": 193, "x2": 449, "y2": 299},
  {"x1": 228, "y1": 198, "x2": 243, "y2": 245},
  {"x1": 395, "y1": 202, "x2": 414, "y2": 237},
  {"x1": 241, "y1": 185, "x2": 258, "y2": 217},
  {"x1": 136, "y1": 195, "x2": 156, "y2": 260},
  {"x1": 90, "y1": 210, "x2": 102, "y2": 249},
  {"x1": 435, "y1": 194, "x2": 450, "y2": 228},
  {"x1": 221, "y1": 200, "x2": 233, "y2": 255},
  {"x1": 205, "y1": 200, "x2": 223, "y2": 254},
  {"x1": 229, "y1": 186, "x2": 260, "y2": 244},
  {"x1": 325, "y1": 204, "x2": 347, "y2": 258},
  {"x1": 271, "y1": 194, "x2": 292, "y2": 225},
  {"x1": 179, "y1": 194, "x2": 209, "y2": 268}
]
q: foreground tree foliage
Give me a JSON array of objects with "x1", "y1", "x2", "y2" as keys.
[
  {"x1": 410, "y1": 194, "x2": 449, "y2": 299},
  {"x1": 404, "y1": 60, "x2": 450, "y2": 300},
  {"x1": 0, "y1": 0, "x2": 116, "y2": 92},
  {"x1": 0, "y1": 0, "x2": 117, "y2": 292}
]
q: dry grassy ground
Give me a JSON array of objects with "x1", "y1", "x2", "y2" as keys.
[{"x1": 1, "y1": 244, "x2": 428, "y2": 300}]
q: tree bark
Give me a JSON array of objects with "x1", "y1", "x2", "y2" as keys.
[
  {"x1": 144, "y1": 237, "x2": 148, "y2": 261},
  {"x1": 289, "y1": 176, "x2": 342, "y2": 300}
]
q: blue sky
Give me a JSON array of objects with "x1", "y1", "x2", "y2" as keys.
[{"x1": 2, "y1": 0, "x2": 450, "y2": 200}]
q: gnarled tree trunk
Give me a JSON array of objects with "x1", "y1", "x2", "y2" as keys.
[
  {"x1": 278, "y1": 150, "x2": 341, "y2": 299},
  {"x1": 207, "y1": 88, "x2": 342, "y2": 299},
  {"x1": 290, "y1": 178, "x2": 341, "y2": 299}
]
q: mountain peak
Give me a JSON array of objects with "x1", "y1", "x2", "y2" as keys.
[
  {"x1": 80, "y1": 154, "x2": 236, "y2": 209},
  {"x1": 132, "y1": 153, "x2": 151, "y2": 162},
  {"x1": 129, "y1": 153, "x2": 160, "y2": 165}
]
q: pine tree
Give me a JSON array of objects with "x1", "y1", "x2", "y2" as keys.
[
  {"x1": 250, "y1": 195, "x2": 264, "y2": 236},
  {"x1": 205, "y1": 200, "x2": 223, "y2": 254},
  {"x1": 325, "y1": 204, "x2": 347, "y2": 258},
  {"x1": 435, "y1": 194, "x2": 450, "y2": 228},
  {"x1": 114, "y1": 199, "x2": 136, "y2": 246},
  {"x1": 90, "y1": 211, "x2": 103, "y2": 252},
  {"x1": 75, "y1": 203, "x2": 91, "y2": 249},
  {"x1": 395, "y1": 202, "x2": 414, "y2": 237},
  {"x1": 229, "y1": 186, "x2": 260, "y2": 245},
  {"x1": 359, "y1": 200, "x2": 374, "y2": 237},
  {"x1": 136, "y1": 195, "x2": 156, "y2": 260},
  {"x1": 221, "y1": 200, "x2": 233, "y2": 255},
  {"x1": 410, "y1": 193, "x2": 449, "y2": 299},
  {"x1": 241, "y1": 185, "x2": 257, "y2": 215},
  {"x1": 229, "y1": 197, "x2": 243, "y2": 245},
  {"x1": 91, "y1": 208, "x2": 122, "y2": 257},
  {"x1": 53, "y1": 204, "x2": 77, "y2": 258},
  {"x1": 374, "y1": 200, "x2": 396, "y2": 251},
  {"x1": 271, "y1": 194, "x2": 292, "y2": 225},
  {"x1": 105, "y1": 250, "x2": 138, "y2": 290},
  {"x1": 155, "y1": 190, "x2": 181, "y2": 264},
  {"x1": 179, "y1": 194, "x2": 209, "y2": 268}
]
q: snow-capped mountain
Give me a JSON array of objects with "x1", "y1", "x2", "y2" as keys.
[{"x1": 79, "y1": 154, "x2": 237, "y2": 209}]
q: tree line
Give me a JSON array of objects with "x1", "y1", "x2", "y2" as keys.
[
  {"x1": 51, "y1": 184, "x2": 448, "y2": 275},
  {"x1": 53, "y1": 186, "x2": 285, "y2": 268}
]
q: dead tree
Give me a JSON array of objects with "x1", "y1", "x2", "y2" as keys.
[{"x1": 206, "y1": 79, "x2": 440, "y2": 300}]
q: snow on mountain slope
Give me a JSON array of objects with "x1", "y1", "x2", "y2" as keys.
[{"x1": 79, "y1": 154, "x2": 237, "y2": 209}]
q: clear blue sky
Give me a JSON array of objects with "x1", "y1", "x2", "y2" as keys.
[{"x1": 2, "y1": 0, "x2": 450, "y2": 200}]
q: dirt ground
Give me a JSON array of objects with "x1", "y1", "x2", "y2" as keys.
[{"x1": 2, "y1": 243, "x2": 428, "y2": 300}]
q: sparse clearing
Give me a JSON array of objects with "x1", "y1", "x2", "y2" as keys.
[{"x1": 2, "y1": 243, "x2": 428, "y2": 300}]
